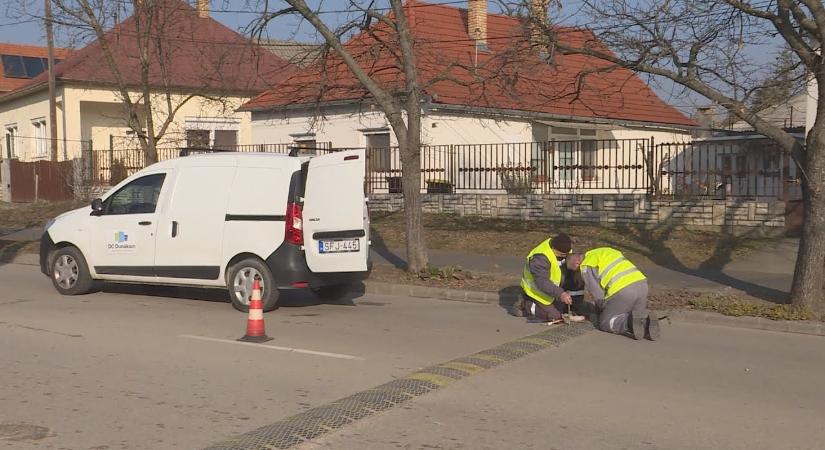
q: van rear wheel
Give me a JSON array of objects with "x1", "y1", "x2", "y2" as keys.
[{"x1": 227, "y1": 258, "x2": 279, "y2": 313}]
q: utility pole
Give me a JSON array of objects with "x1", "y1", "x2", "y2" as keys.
[{"x1": 45, "y1": 0, "x2": 58, "y2": 161}]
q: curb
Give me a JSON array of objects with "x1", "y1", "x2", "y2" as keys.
[
  {"x1": 3, "y1": 253, "x2": 39, "y2": 266},
  {"x1": 362, "y1": 281, "x2": 518, "y2": 305},
  {"x1": 362, "y1": 281, "x2": 825, "y2": 337},
  {"x1": 666, "y1": 309, "x2": 825, "y2": 337}
]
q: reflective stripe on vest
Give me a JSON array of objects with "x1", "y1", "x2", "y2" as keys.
[
  {"x1": 581, "y1": 247, "x2": 646, "y2": 298},
  {"x1": 520, "y1": 239, "x2": 565, "y2": 306}
]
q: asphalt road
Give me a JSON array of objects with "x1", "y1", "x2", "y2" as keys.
[
  {"x1": 0, "y1": 262, "x2": 534, "y2": 449},
  {"x1": 302, "y1": 323, "x2": 825, "y2": 450},
  {"x1": 2, "y1": 261, "x2": 823, "y2": 450}
]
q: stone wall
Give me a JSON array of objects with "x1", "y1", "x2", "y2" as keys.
[{"x1": 368, "y1": 193, "x2": 786, "y2": 234}]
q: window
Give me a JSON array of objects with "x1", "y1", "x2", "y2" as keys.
[
  {"x1": 104, "y1": 173, "x2": 166, "y2": 215},
  {"x1": 366, "y1": 132, "x2": 391, "y2": 172},
  {"x1": 4, "y1": 124, "x2": 18, "y2": 158},
  {"x1": 32, "y1": 118, "x2": 47, "y2": 158},
  {"x1": 295, "y1": 139, "x2": 318, "y2": 154},
  {"x1": 0, "y1": 55, "x2": 60, "y2": 79},
  {"x1": 213, "y1": 130, "x2": 238, "y2": 150},
  {"x1": 186, "y1": 129, "x2": 210, "y2": 149},
  {"x1": 580, "y1": 140, "x2": 598, "y2": 181},
  {"x1": 763, "y1": 153, "x2": 780, "y2": 172},
  {"x1": 550, "y1": 126, "x2": 600, "y2": 181},
  {"x1": 184, "y1": 117, "x2": 240, "y2": 150}
]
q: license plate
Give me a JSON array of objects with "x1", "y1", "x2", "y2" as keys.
[{"x1": 319, "y1": 239, "x2": 360, "y2": 253}]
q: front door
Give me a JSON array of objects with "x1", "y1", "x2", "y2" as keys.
[{"x1": 88, "y1": 172, "x2": 169, "y2": 278}]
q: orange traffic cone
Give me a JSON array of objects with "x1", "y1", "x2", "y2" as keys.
[{"x1": 239, "y1": 279, "x2": 273, "y2": 343}]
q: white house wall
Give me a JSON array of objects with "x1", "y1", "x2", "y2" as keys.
[
  {"x1": 249, "y1": 105, "x2": 693, "y2": 194},
  {"x1": 251, "y1": 105, "x2": 393, "y2": 148}
]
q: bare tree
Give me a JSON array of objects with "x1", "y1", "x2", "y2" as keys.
[
  {"x1": 249, "y1": 0, "x2": 430, "y2": 271},
  {"x1": 47, "y1": 0, "x2": 276, "y2": 163},
  {"x1": 513, "y1": 0, "x2": 823, "y2": 314}
]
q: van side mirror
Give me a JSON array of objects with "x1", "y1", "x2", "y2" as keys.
[{"x1": 91, "y1": 198, "x2": 103, "y2": 216}]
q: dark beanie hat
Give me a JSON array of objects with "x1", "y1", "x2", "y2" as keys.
[{"x1": 550, "y1": 233, "x2": 572, "y2": 253}]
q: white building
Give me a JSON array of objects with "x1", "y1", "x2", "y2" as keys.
[{"x1": 242, "y1": 1, "x2": 695, "y2": 194}]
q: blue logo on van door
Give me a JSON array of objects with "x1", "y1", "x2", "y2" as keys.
[{"x1": 115, "y1": 231, "x2": 128, "y2": 243}]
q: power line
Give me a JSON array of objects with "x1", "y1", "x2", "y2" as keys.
[{"x1": 104, "y1": 0, "x2": 469, "y2": 16}]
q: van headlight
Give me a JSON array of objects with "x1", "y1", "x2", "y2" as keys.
[{"x1": 44, "y1": 218, "x2": 56, "y2": 232}]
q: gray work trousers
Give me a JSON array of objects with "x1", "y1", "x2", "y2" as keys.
[
  {"x1": 520, "y1": 293, "x2": 588, "y2": 322},
  {"x1": 595, "y1": 281, "x2": 648, "y2": 334}
]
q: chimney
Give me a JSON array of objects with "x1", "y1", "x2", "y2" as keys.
[
  {"x1": 693, "y1": 106, "x2": 718, "y2": 138},
  {"x1": 196, "y1": 0, "x2": 209, "y2": 18},
  {"x1": 530, "y1": 0, "x2": 549, "y2": 51},
  {"x1": 468, "y1": 0, "x2": 488, "y2": 48}
]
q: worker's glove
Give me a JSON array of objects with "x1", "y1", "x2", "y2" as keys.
[{"x1": 559, "y1": 292, "x2": 573, "y2": 305}]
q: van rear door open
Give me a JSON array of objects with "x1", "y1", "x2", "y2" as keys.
[{"x1": 302, "y1": 149, "x2": 369, "y2": 273}]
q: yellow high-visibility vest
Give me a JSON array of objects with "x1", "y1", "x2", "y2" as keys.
[
  {"x1": 581, "y1": 247, "x2": 646, "y2": 298},
  {"x1": 520, "y1": 239, "x2": 568, "y2": 305}
]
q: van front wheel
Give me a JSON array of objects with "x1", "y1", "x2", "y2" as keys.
[
  {"x1": 50, "y1": 246, "x2": 93, "y2": 295},
  {"x1": 227, "y1": 258, "x2": 279, "y2": 313}
]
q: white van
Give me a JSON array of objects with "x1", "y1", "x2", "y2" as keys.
[{"x1": 39, "y1": 150, "x2": 371, "y2": 312}]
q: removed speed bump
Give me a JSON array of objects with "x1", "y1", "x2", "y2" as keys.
[{"x1": 205, "y1": 322, "x2": 594, "y2": 450}]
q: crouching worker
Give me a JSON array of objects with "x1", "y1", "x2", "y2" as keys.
[
  {"x1": 566, "y1": 248, "x2": 660, "y2": 340},
  {"x1": 513, "y1": 233, "x2": 583, "y2": 323}
]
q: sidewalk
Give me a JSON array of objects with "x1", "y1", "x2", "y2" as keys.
[{"x1": 371, "y1": 239, "x2": 796, "y2": 300}]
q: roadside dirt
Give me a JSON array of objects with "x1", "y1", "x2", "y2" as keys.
[{"x1": 371, "y1": 211, "x2": 779, "y2": 271}]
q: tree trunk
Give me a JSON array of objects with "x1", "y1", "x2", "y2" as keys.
[
  {"x1": 399, "y1": 111, "x2": 428, "y2": 272},
  {"x1": 790, "y1": 120, "x2": 825, "y2": 317}
]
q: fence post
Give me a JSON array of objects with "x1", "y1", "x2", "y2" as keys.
[
  {"x1": 86, "y1": 139, "x2": 93, "y2": 186},
  {"x1": 648, "y1": 136, "x2": 655, "y2": 195}
]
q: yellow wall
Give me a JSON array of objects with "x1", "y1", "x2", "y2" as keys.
[
  {"x1": 0, "y1": 83, "x2": 254, "y2": 161},
  {"x1": 0, "y1": 87, "x2": 70, "y2": 161}
]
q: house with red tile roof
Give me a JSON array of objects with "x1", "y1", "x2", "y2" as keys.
[
  {"x1": 0, "y1": 0, "x2": 290, "y2": 162},
  {"x1": 243, "y1": 0, "x2": 696, "y2": 193}
]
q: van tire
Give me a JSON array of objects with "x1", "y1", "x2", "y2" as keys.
[
  {"x1": 49, "y1": 246, "x2": 94, "y2": 295},
  {"x1": 311, "y1": 284, "x2": 351, "y2": 301},
  {"x1": 226, "y1": 257, "x2": 279, "y2": 313}
]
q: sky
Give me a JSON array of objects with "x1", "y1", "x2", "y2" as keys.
[{"x1": 0, "y1": 0, "x2": 785, "y2": 114}]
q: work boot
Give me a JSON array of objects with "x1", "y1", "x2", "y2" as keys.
[
  {"x1": 646, "y1": 312, "x2": 661, "y2": 341},
  {"x1": 510, "y1": 297, "x2": 525, "y2": 317},
  {"x1": 630, "y1": 312, "x2": 646, "y2": 340}
]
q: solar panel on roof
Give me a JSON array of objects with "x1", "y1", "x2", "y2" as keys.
[
  {"x1": 22, "y1": 56, "x2": 44, "y2": 77},
  {"x1": 1, "y1": 55, "x2": 26, "y2": 78},
  {"x1": 0, "y1": 55, "x2": 58, "y2": 79}
]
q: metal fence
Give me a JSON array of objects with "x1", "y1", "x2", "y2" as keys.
[
  {"x1": 88, "y1": 142, "x2": 333, "y2": 185},
  {"x1": 83, "y1": 139, "x2": 785, "y2": 198},
  {"x1": 361, "y1": 139, "x2": 654, "y2": 194},
  {"x1": 653, "y1": 141, "x2": 783, "y2": 198}
]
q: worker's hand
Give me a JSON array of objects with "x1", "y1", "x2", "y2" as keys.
[{"x1": 559, "y1": 292, "x2": 573, "y2": 305}]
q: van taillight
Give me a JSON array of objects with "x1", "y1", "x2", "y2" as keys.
[{"x1": 286, "y1": 202, "x2": 303, "y2": 245}]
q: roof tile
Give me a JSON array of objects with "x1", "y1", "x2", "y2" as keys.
[
  {"x1": 243, "y1": 1, "x2": 695, "y2": 127},
  {"x1": 2, "y1": 0, "x2": 291, "y2": 98}
]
